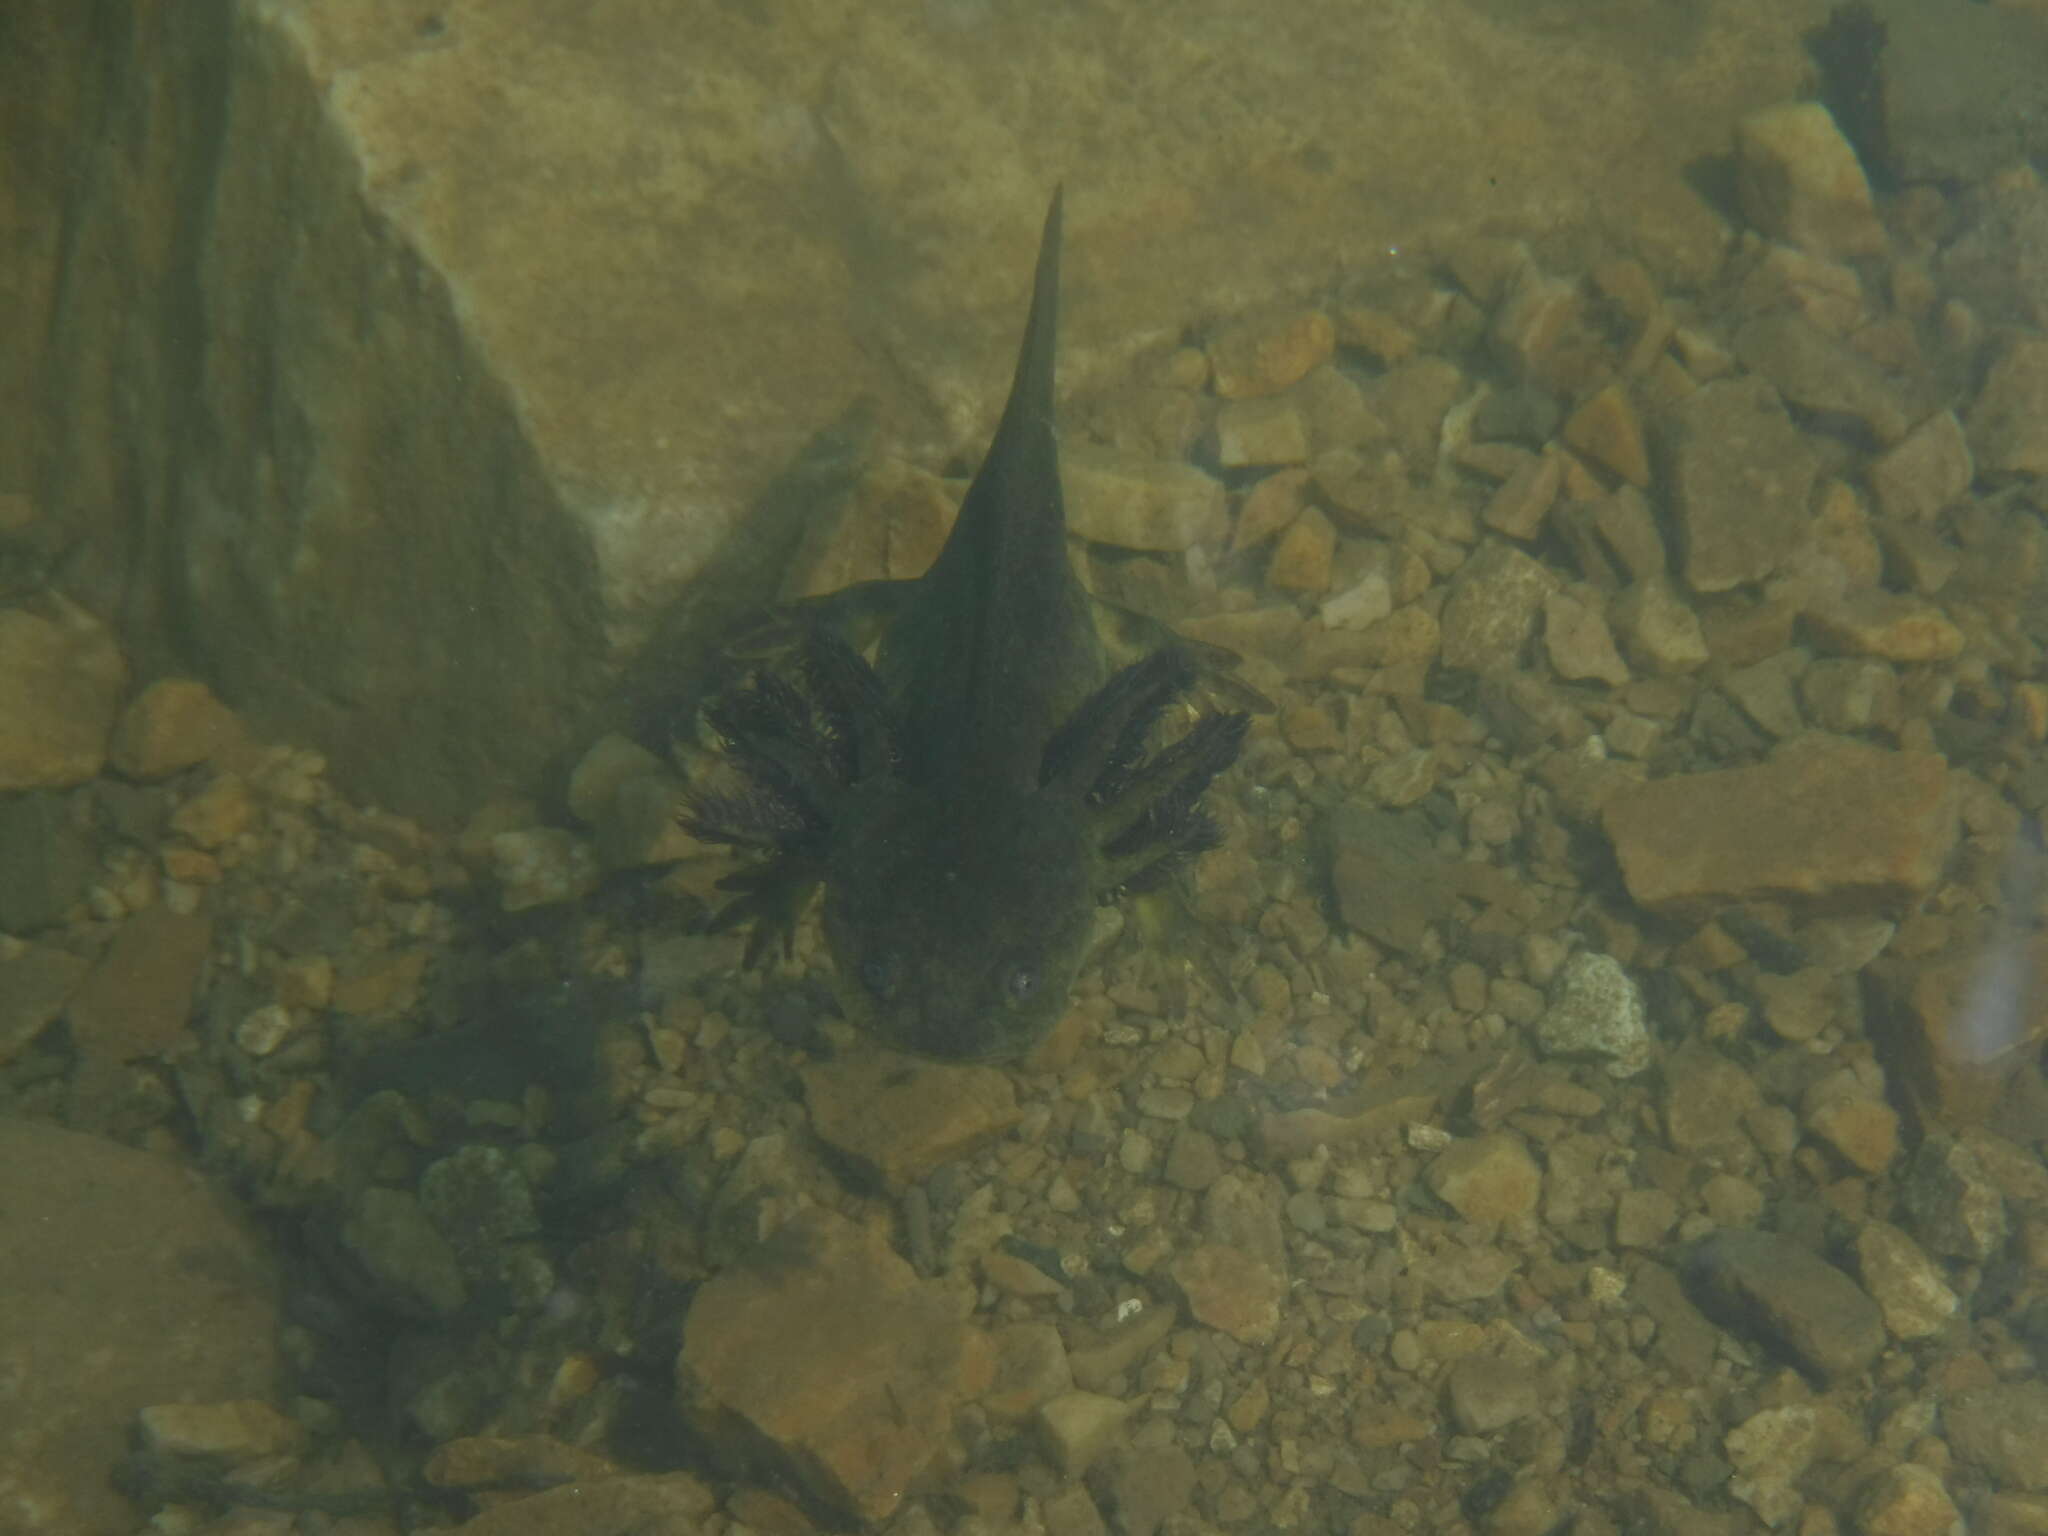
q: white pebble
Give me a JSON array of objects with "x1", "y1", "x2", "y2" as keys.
[{"x1": 235, "y1": 1003, "x2": 297, "y2": 1057}]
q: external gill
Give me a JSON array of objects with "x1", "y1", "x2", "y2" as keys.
[
  {"x1": 1040, "y1": 646, "x2": 1250, "y2": 896},
  {"x1": 679, "y1": 630, "x2": 899, "y2": 961},
  {"x1": 1039, "y1": 647, "x2": 1196, "y2": 799},
  {"x1": 1095, "y1": 708, "x2": 1247, "y2": 892}
]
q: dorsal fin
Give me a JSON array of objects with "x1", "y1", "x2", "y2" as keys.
[
  {"x1": 885, "y1": 187, "x2": 1091, "y2": 792},
  {"x1": 996, "y1": 184, "x2": 1062, "y2": 448}
]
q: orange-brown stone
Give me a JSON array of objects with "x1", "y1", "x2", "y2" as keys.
[{"x1": 1603, "y1": 737, "x2": 1955, "y2": 916}]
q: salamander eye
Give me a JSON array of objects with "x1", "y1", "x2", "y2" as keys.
[
  {"x1": 862, "y1": 951, "x2": 904, "y2": 1002},
  {"x1": 1002, "y1": 962, "x2": 1040, "y2": 1006}
]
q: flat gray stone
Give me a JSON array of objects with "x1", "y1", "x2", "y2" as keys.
[
  {"x1": 1320, "y1": 805, "x2": 1459, "y2": 956},
  {"x1": 1683, "y1": 1228, "x2": 1885, "y2": 1382}
]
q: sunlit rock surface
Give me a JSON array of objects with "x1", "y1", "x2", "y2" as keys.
[{"x1": 9, "y1": 0, "x2": 1818, "y2": 817}]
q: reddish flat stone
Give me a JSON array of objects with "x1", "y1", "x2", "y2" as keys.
[
  {"x1": 65, "y1": 906, "x2": 213, "y2": 1064},
  {"x1": 1603, "y1": 737, "x2": 1954, "y2": 915},
  {"x1": 678, "y1": 1209, "x2": 993, "y2": 1526}
]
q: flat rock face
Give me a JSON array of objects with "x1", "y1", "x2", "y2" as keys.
[
  {"x1": 1601, "y1": 736, "x2": 1956, "y2": 915},
  {"x1": 1662, "y1": 376, "x2": 1819, "y2": 594},
  {"x1": 12, "y1": 0, "x2": 1820, "y2": 818},
  {"x1": 449, "y1": 1473, "x2": 719, "y2": 1535},
  {"x1": 677, "y1": 1207, "x2": 993, "y2": 1526},
  {"x1": 802, "y1": 1053, "x2": 1021, "y2": 1187},
  {"x1": 0, "y1": 1119, "x2": 279, "y2": 1535}
]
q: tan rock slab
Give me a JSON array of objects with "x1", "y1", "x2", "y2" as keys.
[
  {"x1": 1562, "y1": 382, "x2": 1650, "y2": 487},
  {"x1": 1801, "y1": 657, "x2": 1901, "y2": 733},
  {"x1": 1722, "y1": 651, "x2": 1805, "y2": 740},
  {"x1": 107, "y1": 678, "x2": 247, "y2": 780},
  {"x1": 1046, "y1": 1309, "x2": 1167, "y2": 1409},
  {"x1": 1363, "y1": 606, "x2": 1443, "y2": 669},
  {"x1": 1542, "y1": 590, "x2": 1629, "y2": 686},
  {"x1": 1662, "y1": 376, "x2": 1818, "y2": 593},
  {"x1": 1295, "y1": 363, "x2": 1380, "y2": 454},
  {"x1": 65, "y1": 905, "x2": 213, "y2": 1067},
  {"x1": 982, "y1": 1322, "x2": 1074, "y2": 1424},
  {"x1": 1854, "y1": 1464, "x2": 1962, "y2": 1536},
  {"x1": 1336, "y1": 305, "x2": 1420, "y2": 364},
  {"x1": 0, "y1": 602, "x2": 127, "y2": 791},
  {"x1": 1036, "y1": 1390, "x2": 1135, "y2": 1477},
  {"x1": 1879, "y1": 519, "x2": 1959, "y2": 595},
  {"x1": 1663, "y1": 1044, "x2": 1763, "y2": 1158},
  {"x1": 1320, "y1": 569, "x2": 1394, "y2": 632},
  {"x1": 1266, "y1": 505, "x2": 1336, "y2": 595},
  {"x1": 169, "y1": 772, "x2": 257, "y2": 849},
  {"x1": 1483, "y1": 449, "x2": 1563, "y2": 539},
  {"x1": 1853, "y1": 1222, "x2": 1957, "y2": 1341},
  {"x1": 1803, "y1": 589, "x2": 1964, "y2": 662},
  {"x1": 330, "y1": 945, "x2": 430, "y2": 1017},
  {"x1": 1278, "y1": 702, "x2": 1343, "y2": 753},
  {"x1": 0, "y1": 1119, "x2": 278, "y2": 1535},
  {"x1": 803, "y1": 1050, "x2": 1020, "y2": 1186},
  {"x1": 1610, "y1": 576, "x2": 1708, "y2": 674},
  {"x1": 1808, "y1": 1097, "x2": 1899, "y2": 1173},
  {"x1": 1426, "y1": 1131, "x2": 1541, "y2": 1222},
  {"x1": 678, "y1": 1208, "x2": 993, "y2": 1525},
  {"x1": 1724, "y1": 1403, "x2": 1820, "y2": 1526},
  {"x1": 1492, "y1": 269, "x2": 1584, "y2": 391},
  {"x1": 137, "y1": 1399, "x2": 305, "y2": 1459},
  {"x1": 1440, "y1": 541, "x2": 1555, "y2": 672},
  {"x1": 1064, "y1": 452, "x2": 1227, "y2": 552},
  {"x1": 1445, "y1": 1353, "x2": 1540, "y2": 1433},
  {"x1": 1590, "y1": 484, "x2": 1668, "y2": 580},
  {"x1": 1167, "y1": 1242, "x2": 1284, "y2": 1345},
  {"x1": 1734, "y1": 101, "x2": 1887, "y2": 259},
  {"x1": 1968, "y1": 335, "x2": 2048, "y2": 477},
  {"x1": 1867, "y1": 410, "x2": 1972, "y2": 521},
  {"x1": 787, "y1": 457, "x2": 957, "y2": 598},
  {"x1": 1603, "y1": 737, "x2": 1955, "y2": 915},
  {"x1": 425, "y1": 1434, "x2": 622, "y2": 1490},
  {"x1": 1946, "y1": 1381, "x2": 2048, "y2": 1492},
  {"x1": 447, "y1": 1473, "x2": 718, "y2": 1535},
  {"x1": 1614, "y1": 1187, "x2": 1679, "y2": 1249},
  {"x1": 1231, "y1": 467, "x2": 1310, "y2": 552},
  {"x1": 1733, "y1": 311, "x2": 1910, "y2": 446},
  {"x1": 1215, "y1": 395, "x2": 1311, "y2": 467},
  {"x1": 1753, "y1": 966, "x2": 1844, "y2": 1043},
  {"x1": 1207, "y1": 308, "x2": 1334, "y2": 399}
]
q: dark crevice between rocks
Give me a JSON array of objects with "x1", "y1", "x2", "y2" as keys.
[{"x1": 1807, "y1": 3, "x2": 1899, "y2": 195}]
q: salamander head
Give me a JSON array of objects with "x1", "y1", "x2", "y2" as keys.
[{"x1": 820, "y1": 779, "x2": 1098, "y2": 1061}]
